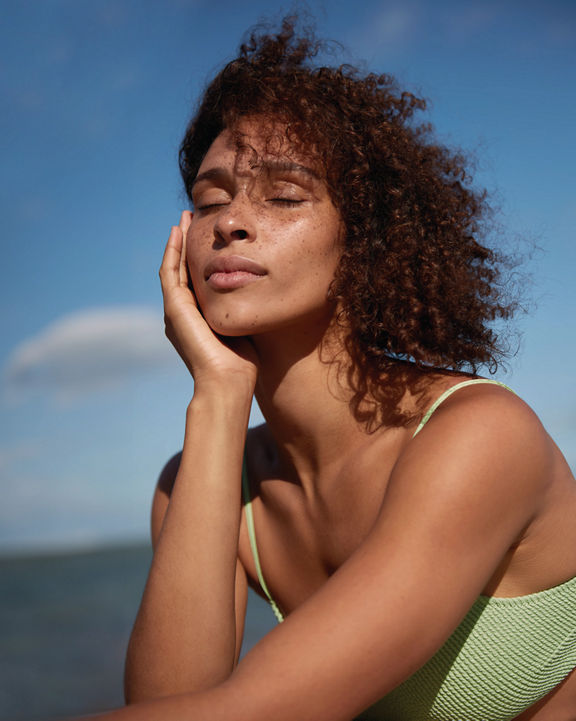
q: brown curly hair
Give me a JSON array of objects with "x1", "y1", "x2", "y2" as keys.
[{"x1": 179, "y1": 17, "x2": 518, "y2": 426}]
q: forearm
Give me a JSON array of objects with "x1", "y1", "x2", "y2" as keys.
[
  {"x1": 125, "y1": 387, "x2": 252, "y2": 702},
  {"x1": 79, "y1": 685, "x2": 229, "y2": 721}
]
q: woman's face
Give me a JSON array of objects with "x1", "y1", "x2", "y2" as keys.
[{"x1": 186, "y1": 119, "x2": 343, "y2": 337}]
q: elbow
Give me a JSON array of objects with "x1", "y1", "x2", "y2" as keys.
[
  {"x1": 123, "y1": 675, "x2": 167, "y2": 705},
  {"x1": 123, "y1": 660, "x2": 236, "y2": 705},
  {"x1": 123, "y1": 665, "x2": 141, "y2": 705},
  {"x1": 123, "y1": 645, "x2": 155, "y2": 705}
]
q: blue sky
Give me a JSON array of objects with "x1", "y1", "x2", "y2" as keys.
[{"x1": 1, "y1": 0, "x2": 575, "y2": 552}]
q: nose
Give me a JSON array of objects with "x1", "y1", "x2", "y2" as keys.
[{"x1": 213, "y1": 195, "x2": 255, "y2": 246}]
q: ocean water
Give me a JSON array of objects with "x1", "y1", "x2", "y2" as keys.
[{"x1": 0, "y1": 544, "x2": 277, "y2": 720}]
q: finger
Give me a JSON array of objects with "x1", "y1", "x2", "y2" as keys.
[
  {"x1": 179, "y1": 209, "x2": 192, "y2": 233},
  {"x1": 178, "y1": 211, "x2": 193, "y2": 287},
  {"x1": 159, "y1": 226, "x2": 184, "y2": 297}
]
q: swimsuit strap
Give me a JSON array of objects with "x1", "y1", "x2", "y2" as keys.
[
  {"x1": 243, "y1": 378, "x2": 512, "y2": 623},
  {"x1": 242, "y1": 460, "x2": 285, "y2": 622},
  {"x1": 412, "y1": 378, "x2": 513, "y2": 438}
]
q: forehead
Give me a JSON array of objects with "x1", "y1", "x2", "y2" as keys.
[{"x1": 197, "y1": 119, "x2": 323, "y2": 179}]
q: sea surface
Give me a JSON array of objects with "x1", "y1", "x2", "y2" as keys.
[{"x1": 0, "y1": 543, "x2": 277, "y2": 720}]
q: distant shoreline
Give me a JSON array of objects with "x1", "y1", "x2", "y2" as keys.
[
  {"x1": 0, "y1": 537, "x2": 151, "y2": 562},
  {"x1": 0, "y1": 537, "x2": 275, "y2": 720}
]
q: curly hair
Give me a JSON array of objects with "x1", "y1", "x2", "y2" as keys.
[{"x1": 179, "y1": 17, "x2": 519, "y2": 426}]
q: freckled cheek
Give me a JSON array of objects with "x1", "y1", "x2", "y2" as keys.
[{"x1": 275, "y1": 223, "x2": 339, "y2": 278}]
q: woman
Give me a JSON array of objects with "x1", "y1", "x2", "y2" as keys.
[{"x1": 94, "y1": 19, "x2": 576, "y2": 721}]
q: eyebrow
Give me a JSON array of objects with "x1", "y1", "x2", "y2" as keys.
[
  {"x1": 259, "y1": 160, "x2": 321, "y2": 180},
  {"x1": 191, "y1": 167, "x2": 228, "y2": 189},
  {"x1": 191, "y1": 160, "x2": 321, "y2": 189}
]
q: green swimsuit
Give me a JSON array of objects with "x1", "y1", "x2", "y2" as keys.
[{"x1": 242, "y1": 380, "x2": 576, "y2": 720}]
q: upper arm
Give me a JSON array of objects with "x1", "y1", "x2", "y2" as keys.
[{"x1": 222, "y1": 388, "x2": 553, "y2": 721}]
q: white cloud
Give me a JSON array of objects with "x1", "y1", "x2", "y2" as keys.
[
  {"x1": 371, "y1": 4, "x2": 420, "y2": 47},
  {"x1": 0, "y1": 472, "x2": 150, "y2": 552},
  {"x1": 442, "y1": 5, "x2": 502, "y2": 43},
  {"x1": 347, "y1": 1, "x2": 423, "y2": 55},
  {"x1": 3, "y1": 306, "x2": 179, "y2": 401},
  {"x1": 0, "y1": 441, "x2": 43, "y2": 473}
]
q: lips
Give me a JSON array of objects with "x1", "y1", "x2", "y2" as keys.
[{"x1": 204, "y1": 255, "x2": 267, "y2": 290}]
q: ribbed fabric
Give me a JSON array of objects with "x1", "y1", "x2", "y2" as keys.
[
  {"x1": 242, "y1": 379, "x2": 576, "y2": 718},
  {"x1": 361, "y1": 576, "x2": 576, "y2": 720}
]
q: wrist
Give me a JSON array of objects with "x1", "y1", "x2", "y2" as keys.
[
  {"x1": 192, "y1": 371, "x2": 255, "y2": 402},
  {"x1": 185, "y1": 392, "x2": 252, "y2": 459},
  {"x1": 188, "y1": 382, "x2": 254, "y2": 421}
]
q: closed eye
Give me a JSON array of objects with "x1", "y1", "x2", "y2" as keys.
[
  {"x1": 268, "y1": 198, "x2": 305, "y2": 207},
  {"x1": 195, "y1": 202, "x2": 230, "y2": 211}
]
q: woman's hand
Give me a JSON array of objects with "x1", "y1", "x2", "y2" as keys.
[
  {"x1": 159, "y1": 211, "x2": 259, "y2": 395},
  {"x1": 126, "y1": 212, "x2": 257, "y2": 702}
]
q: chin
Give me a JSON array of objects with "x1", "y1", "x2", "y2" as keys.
[{"x1": 203, "y1": 310, "x2": 267, "y2": 337}]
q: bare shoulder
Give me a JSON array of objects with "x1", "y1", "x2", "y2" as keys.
[
  {"x1": 156, "y1": 451, "x2": 183, "y2": 496},
  {"x1": 421, "y1": 379, "x2": 541, "y2": 425},
  {"x1": 407, "y1": 380, "x2": 554, "y2": 485},
  {"x1": 245, "y1": 422, "x2": 271, "y2": 451},
  {"x1": 380, "y1": 381, "x2": 556, "y2": 560},
  {"x1": 151, "y1": 451, "x2": 182, "y2": 548},
  {"x1": 244, "y1": 422, "x2": 275, "y2": 482}
]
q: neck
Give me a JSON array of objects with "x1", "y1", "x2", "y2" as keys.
[{"x1": 252, "y1": 317, "x2": 369, "y2": 488}]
